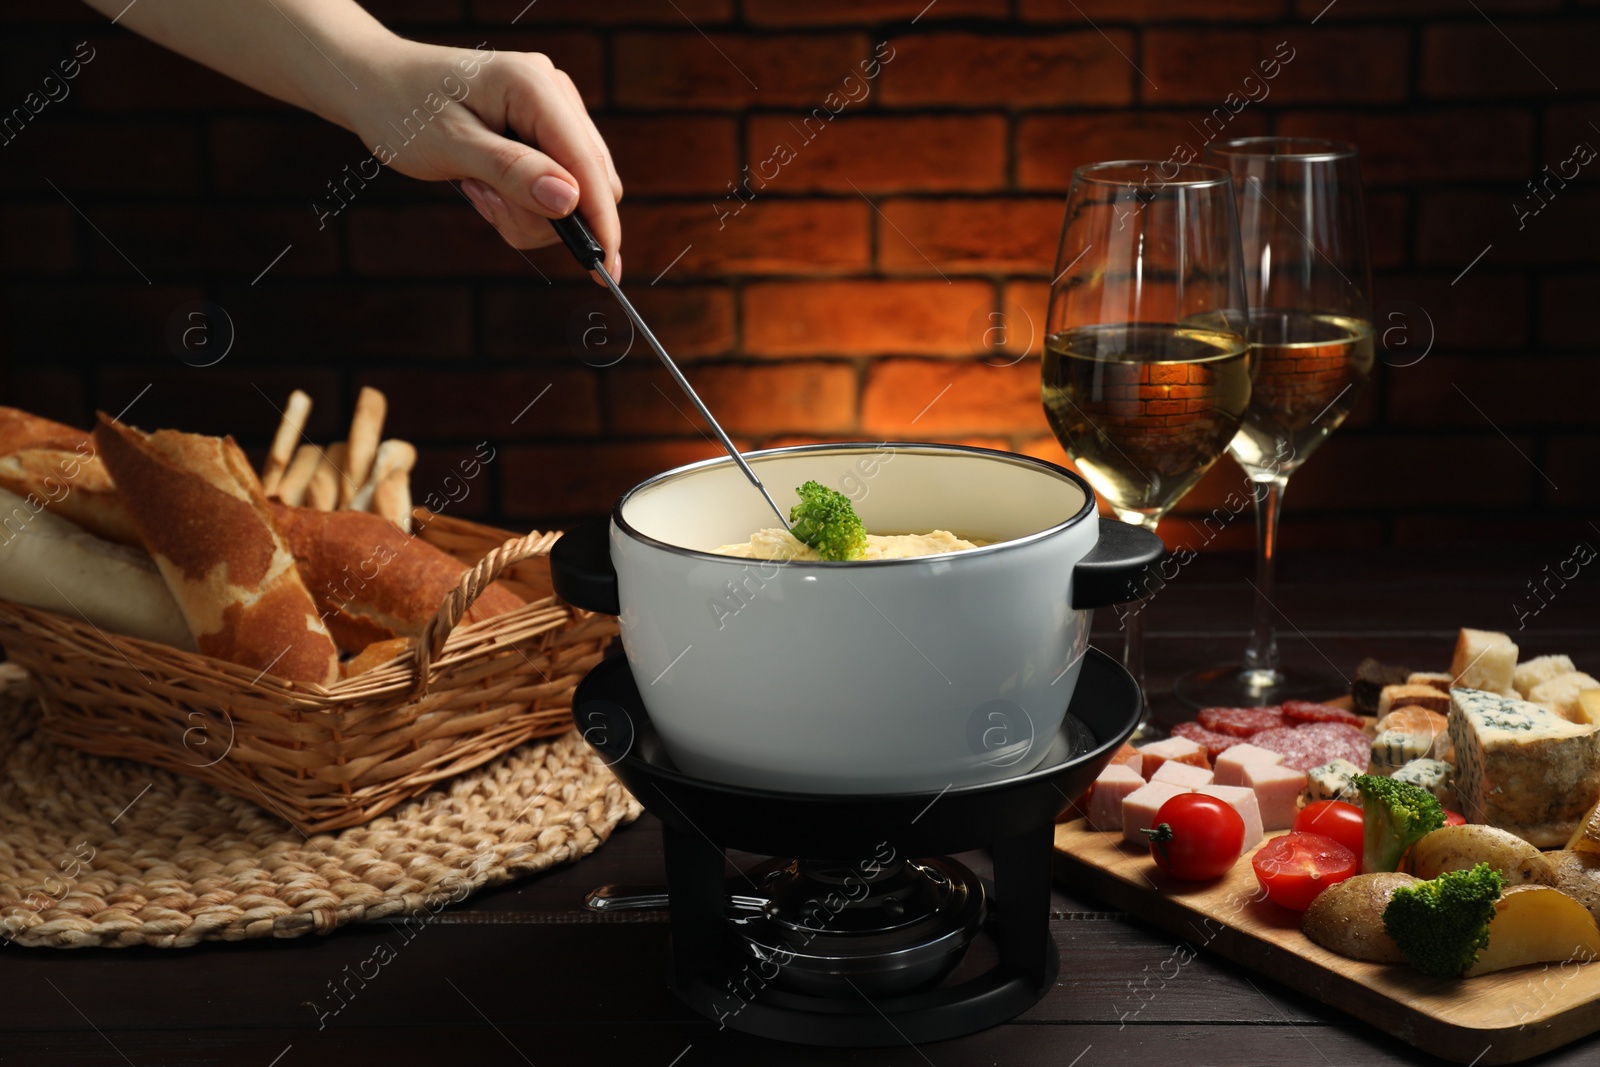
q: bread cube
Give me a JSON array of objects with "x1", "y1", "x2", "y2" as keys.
[
  {"x1": 1531, "y1": 672, "x2": 1600, "y2": 723},
  {"x1": 1451, "y1": 628, "x2": 1519, "y2": 695},
  {"x1": 1514, "y1": 655, "x2": 1577, "y2": 698}
]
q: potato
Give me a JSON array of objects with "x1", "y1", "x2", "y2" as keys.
[
  {"x1": 1566, "y1": 797, "x2": 1600, "y2": 854},
  {"x1": 1465, "y1": 885, "x2": 1600, "y2": 977},
  {"x1": 1405, "y1": 825, "x2": 1553, "y2": 885},
  {"x1": 1544, "y1": 851, "x2": 1600, "y2": 924},
  {"x1": 1302, "y1": 872, "x2": 1418, "y2": 963}
]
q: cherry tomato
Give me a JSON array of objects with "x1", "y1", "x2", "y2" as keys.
[
  {"x1": 1251, "y1": 832, "x2": 1358, "y2": 911},
  {"x1": 1144, "y1": 793, "x2": 1246, "y2": 881},
  {"x1": 1444, "y1": 810, "x2": 1467, "y2": 827},
  {"x1": 1293, "y1": 800, "x2": 1365, "y2": 856}
]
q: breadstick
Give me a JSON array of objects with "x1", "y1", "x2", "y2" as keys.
[
  {"x1": 373, "y1": 471, "x2": 414, "y2": 534},
  {"x1": 340, "y1": 387, "x2": 386, "y2": 507},
  {"x1": 351, "y1": 439, "x2": 416, "y2": 512},
  {"x1": 260, "y1": 389, "x2": 311, "y2": 496},
  {"x1": 307, "y1": 442, "x2": 346, "y2": 511},
  {"x1": 275, "y1": 443, "x2": 321, "y2": 506}
]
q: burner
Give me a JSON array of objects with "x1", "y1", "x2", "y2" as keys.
[{"x1": 574, "y1": 645, "x2": 1140, "y2": 1047}]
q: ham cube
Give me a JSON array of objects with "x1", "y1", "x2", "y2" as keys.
[
  {"x1": 1109, "y1": 742, "x2": 1142, "y2": 772},
  {"x1": 1087, "y1": 764, "x2": 1146, "y2": 831},
  {"x1": 1137, "y1": 736, "x2": 1210, "y2": 780},
  {"x1": 1151, "y1": 761, "x2": 1214, "y2": 789},
  {"x1": 1242, "y1": 762, "x2": 1309, "y2": 831},
  {"x1": 1196, "y1": 784, "x2": 1264, "y2": 853},
  {"x1": 1121, "y1": 781, "x2": 1191, "y2": 845},
  {"x1": 1213, "y1": 743, "x2": 1286, "y2": 787}
]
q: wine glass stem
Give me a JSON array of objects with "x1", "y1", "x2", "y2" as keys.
[
  {"x1": 1242, "y1": 475, "x2": 1289, "y2": 684},
  {"x1": 1117, "y1": 514, "x2": 1160, "y2": 737}
]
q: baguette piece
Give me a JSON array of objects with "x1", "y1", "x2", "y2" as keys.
[
  {"x1": 94, "y1": 415, "x2": 340, "y2": 686},
  {"x1": 269, "y1": 503, "x2": 524, "y2": 653},
  {"x1": 0, "y1": 487, "x2": 193, "y2": 649},
  {"x1": 0, "y1": 406, "x2": 90, "y2": 454},
  {"x1": 0, "y1": 447, "x2": 141, "y2": 546}
]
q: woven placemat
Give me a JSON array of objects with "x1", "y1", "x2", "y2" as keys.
[{"x1": 0, "y1": 663, "x2": 641, "y2": 949}]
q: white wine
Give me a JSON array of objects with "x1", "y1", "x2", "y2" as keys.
[
  {"x1": 1229, "y1": 310, "x2": 1374, "y2": 478},
  {"x1": 1042, "y1": 323, "x2": 1252, "y2": 525}
]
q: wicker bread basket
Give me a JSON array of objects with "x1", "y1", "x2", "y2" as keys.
[{"x1": 0, "y1": 512, "x2": 618, "y2": 834}]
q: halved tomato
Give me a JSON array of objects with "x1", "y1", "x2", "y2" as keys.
[
  {"x1": 1251, "y1": 831, "x2": 1358, "y2": 911},
  {"x1": 1444, "y1": 810, "x2": 1467, "y2": 827},
  {"x1": 1293, "y1": 800, "x2": 1364, "y2": 856}
]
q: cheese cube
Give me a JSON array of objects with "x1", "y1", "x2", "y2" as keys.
[
  {"x1": 1378, "y1": 684, "x2": 1450, "y2": 717},
  {"x1": 1407, "y1": 671, "x2": 1454, "y2": 689},
  {"x1": 1213, "y1": 743, "x2": 1286, "y2": 787},
  {"x1": 1451, "y1": 628, "x2": 1519, "y2": 695},
  {"x1": 1391, "y1": 757, "x2": 1455, "y2": 810},
  {"x1": 1304, "y1": 758, "x2": 1363, "y2": 805},
  {"x1": 1242, "y1": 763, "x2": 1308, "y2": 831},
  {"x1": 1196, "y1": 784, "x2": 1264, "y2": 853},
  {"x1": 1514, "y1": 655, "x2": 1577, "y2": 698},
  {"x1": 1449, "y1": 687, "x2": 1600, "y2": 847},
  {"x1": 1137, "y1": 736, "x2": 1210, "y2": 780},
  {"x1": 1122, "y1": 782, "x2": 1191, "y2": 845},
  {"x1": 1530, "y1": 672, "x2": 1600, "y2": 724},
  {"x1": 1152, "y1": 761, "x2": 1214, "y2": 789},
  {"x1": 1087, "y1": 764, "x2": 1146, "y2": 832},
  {"x1": 1370, "y1": 728, "x2": 1435, "y2": 776}
]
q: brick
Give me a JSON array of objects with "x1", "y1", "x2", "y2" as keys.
[
  {"x1": 1290, "y1": 435, "x2": 1537, "y2": 510},
  {"x1": 594, "y1": 116, "x2": 737, "y2": 196},
  {"x1": 84, "y1": 206, "x2": 338, "y2": 277},
  {"x1": 746, "y1": 0, "x2": 1007, "y2": 23},
  {"x1": 619, "y1": 199, "x2": 871, "y2": 277},
  {"x1": 1388, "y1": 356, "x2": 1595, "y2": 429},
  {"x1": 501, "y1": 439, "x2": 730, "y2": 518},
  {"x1": 348, "y1": 205, "x2": 543, "y2": 276},
  {"x1": 880, "y1": 33, "x2": 1133, "y2": 107},
  {"x1": 3, "y1": 368, "x2": 86, "y2": 427},
  {"x1": 1023, "y1": 0, "x2": 1283, "y2": 18},
  {"x1": 410, "y1": 444, "x2": 495, "y2": 520},
  {"x1": 94, "y1": 369, "x2": 344, "y2": 440},
  {"x1": 747, "y1": 115, "x2": 1006, "y2": 193},
  {"x1": 359, "y1": 369, "x2": 601, "y2": 439},
  {"x1": 1003, "y1": 281, "x2": 1050, "y2": 358},
  {"x1": 1544, "y1": 103, "x2": 1600, "y2": 161},
  {"x1": 0, "y1": 203, "x2": 72, "y2": 273},
  {"x1": 0, "y1": 121, "x2": 201, "y2": 193},
  {"x1": 1297, "y1": 0, "x2": 1557, "y2": 16},
  {"x1": 211, "y1": 117, "x2": 386, "y2": 197},
  {"x1": 861, "y1": 359, "x2": 1045, "y2": 436},
  {"x1": 1419, "y1": 190, "x2": 1600, "y2": 265},
  {"x1": 1276, "y1": 110, "x2": 1534, "y2": 185},
  {"x1": 1422, "y1": 22, "x2": 1600, "y2": 98},
  {"x1": 1541, "y1": 274, "x2": 1600, "y2": 347},
  {"x1": 1372, "y1": 271, "x2": 1527, "y2": 350},
  {"x1": 1145, "y1": 30, "x2": 1405, "y2": 105},
  {"x1": 473, "y1": 0, "x2": 730, "y2": 24},
  {"x1": 615, "y1": 32, "x2": 871, "y2": 110},
  {"x1": 743, "y1": 280, "x2": 994, "y2": 357},
  {"x1": 214, "y1": 284, "x2": 474, "y2": 359},
  {"x1": 484, "y1": 284, "x2": 734, "y2": 361},
  {"x1": 1392, "y1": 515, "x2": 1585, "y2": 547},
  {"x1": 1015, "y1": 111, "x2": 1267, "y2": 190},
  {"x1": 1368, "y1": 192, "x2": 1407, "y2": 270},
  {"x1": 78, "y1": 38, "x2": 286, "y2": 111},
  {"x1": 606, "y1": 362, "x2": 857, "y2": 436},
  {"x1": 878, "y1": 198, "x2": 1063, "y2": 275},
  {"x1": 5, "y1": 284, "x2": 203, "y2": 358},
  {"x1": 1544, "y1": 437, "x2": 1600, "y2": 509}
]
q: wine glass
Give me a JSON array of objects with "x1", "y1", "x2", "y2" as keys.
[
  {"x1": 1044, "y1": 161, "x2": 1252, "y2": 737},
  {"x1": 1176, "y1": 138, "x2": 1374, "y2": 708}
]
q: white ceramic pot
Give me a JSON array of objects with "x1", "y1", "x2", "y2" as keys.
[{"x1": 553, "y1": 443, "x2": 1162, "y2": 795}]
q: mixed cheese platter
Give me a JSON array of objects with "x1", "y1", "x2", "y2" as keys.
[{"x1": 1054, "y1": 626, "x2": 1600, "y2": 1064}]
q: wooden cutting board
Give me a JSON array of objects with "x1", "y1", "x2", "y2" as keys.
[{"x1": 1053, "y1": 819, "x2": 1600, "y2": 1064}]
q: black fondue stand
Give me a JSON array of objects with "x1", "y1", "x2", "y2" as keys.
[{"x1": 553, "y1": 515, "x2": 1158, "y2": 1046}]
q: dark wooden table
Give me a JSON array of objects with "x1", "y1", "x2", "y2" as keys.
[{"x1": 4, "y1": 544, "x2": 1598, "y2": 1067}]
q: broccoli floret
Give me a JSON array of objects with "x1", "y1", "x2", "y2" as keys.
[
  {"x1": 788, "y1": 480, "x2": 867, "y2": 561},
  {"x1": 1382, "y1": 863, "x2": 1506, "y2": 978},
  {"x1": 1353, "y1": 773, "x2": 1446, "y2": 873}
]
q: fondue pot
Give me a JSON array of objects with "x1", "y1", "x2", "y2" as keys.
[{"x1": 551, "y1": 442, "x2": 1162, "y2": 795}]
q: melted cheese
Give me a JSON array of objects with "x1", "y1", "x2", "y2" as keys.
[{"x1": 712, "y1": 528, "x2": 979, "y2": 561}]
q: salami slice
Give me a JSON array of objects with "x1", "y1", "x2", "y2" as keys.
[
  {"x1": 1248, "y1": 722, "x2": 1370, "y2": 772},
  {"x1": 1197, "y1": 706, "x2": 1286, "y2": 738},
  {"x1": 1281, "y1": 700, "x2": 1365, "y2": 728},
  {"x1": 1295, "y1": 722, "x2": 1371, "y2": 770},
  {"x1": 1171, "y1": 720, "x2": 1241, "y2": 761}
]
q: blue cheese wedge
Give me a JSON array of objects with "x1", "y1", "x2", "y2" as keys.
[
  {"x1": 1304, "y1": 758, "x2": 1363, "y2": 805},
  {"x1": 1370, "y1": 729, "x2": 1434, "y2": 776},
  {"x1": 1392, "y1": 757, "x2": 1455, "y2": 810},
  {"x1": 1449, "y1": 687, "x2": 1600, "y2": 847}
]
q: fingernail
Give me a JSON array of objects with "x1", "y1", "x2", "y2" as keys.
[
  {"x1": 613, "y1": 253, "x2": 622, "y2": 283},
  {"x1": 533, "y1": 175, "x2": 580, "y2": 215}
]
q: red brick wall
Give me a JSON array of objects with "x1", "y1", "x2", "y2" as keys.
[{"x1": 2, "y1": 0, "x2": 1596, "y2": 548}]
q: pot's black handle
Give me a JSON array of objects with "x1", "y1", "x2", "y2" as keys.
[
  {"x1": 1069, "y1": 518, "x2": 1166, "y2": 609},
  {"x1": 552, "y1": 516, "x2": 620, "y2": 615}
]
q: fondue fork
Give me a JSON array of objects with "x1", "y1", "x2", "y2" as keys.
[{"x1": 551, "y1": 214, "x2": 791, "y2": 531}]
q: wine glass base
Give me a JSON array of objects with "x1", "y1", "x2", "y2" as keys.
[{"x1": 1173, "y1": 662, "x2": 1349, "y2": 711}]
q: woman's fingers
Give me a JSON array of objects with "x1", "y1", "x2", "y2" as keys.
[
  {"x1": 551, "y1": 67, "x2": 623, "y2": 204},
  {"x1": 453, "y1": 123, "x2": 586, "y2": 251}
]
